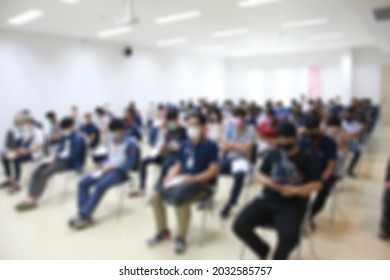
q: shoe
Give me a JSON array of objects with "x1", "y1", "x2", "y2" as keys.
[
  {"x1": 128, "y1": 190, "x2": 145, "y2": 198},
  {"x1": 220, "y1": 204, "x2": 232, "y2": 219},
  {"x1": 15, "y1": 201, "x2": 37, "y2": 212},
  {"x1": 0, "y1": 180, "x2": 11, "y2": 189},
  {"x1": 8, "y1": 186, "x2": 21, "y2": 195},
  {"x1": 379, "y1": 230, "x2": 390, "y2": 240},
  {"x1": 69, "y1": 216, "x2": 94, "y2": 230},
  {"x1": 68, "y1": 214, "x2": 81, "y2": 227},
  {"x1": 348, "y1": 172, "x2": 357, "y2": 178},
  {"x1": 258, "y1": 244, "x2": 271, "y2": 260},
  {"x1": 174, "y1": 237, "x2": 187, "y2": 254},
  {"x1": 147, "y1": 230, "x2": 171, "y2": 246}
]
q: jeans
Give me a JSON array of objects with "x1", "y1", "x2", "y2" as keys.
[
  {"x1": 233, "y1": 198, "x2": 305, "y2": 260},
  {"x1": 2, "y1": 154, "x2": 33, "y2": 181},
  {"x1": 348, "y1": 139, "x2": 361, "y2": 174},
  {"x1": 220, "y1": 158, "x2": 246, "y2": 206},
  {"x1": 78, "y1": 171, "x2": 128, "y2": 218},
  {"x1": 139, "y1": 154, "x2": 177, "y2": 190}
]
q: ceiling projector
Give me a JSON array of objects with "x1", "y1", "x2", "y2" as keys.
[{"x1": 116, "y1": 0, "x2": 140, "y2": 26}]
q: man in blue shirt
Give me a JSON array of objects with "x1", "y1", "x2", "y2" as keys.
[
  {"x1": 80, "y1": 112, "x2": 100, "y2": 150},
  {"x1": 69, "y1": 119, "x2": 139, "y2": 230},
  {"x1": 15, "y1": 118, "x2": 86, "y2": 212},
  {"x1": 148, "y1": 113, "x2": 219, "y2": 254},
  {"x1": 299, "y1": 115, "x2": 338, "y2": 229},
  {"x1": 124, "y1": 107, "x2": 142, "y2": 141}
]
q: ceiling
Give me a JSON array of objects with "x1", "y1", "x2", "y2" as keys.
[{"x1": 0, "y1": 0, "x2": 390, "y2": 57}]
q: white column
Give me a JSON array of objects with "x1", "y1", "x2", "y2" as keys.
[{"x1": 340, "y1": 50, "x2": 354, "y2": 104}]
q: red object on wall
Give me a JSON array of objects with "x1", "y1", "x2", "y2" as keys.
[{"x1": 308, "y1": 66, "x2": 322, "y2": 100}]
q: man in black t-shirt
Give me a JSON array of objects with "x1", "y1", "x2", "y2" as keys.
[
  {"x1": 233, "y1": 122, "x2": 321, "y2": 260},
  {"x1": 130, "y1": 109, "x2": 187, "y2": 197},
  {"x1": 299, "y1": 115, "x2": 338, "y2": 228}
]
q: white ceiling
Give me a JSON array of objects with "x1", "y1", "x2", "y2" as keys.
[{"x1": 0, "y1": 0, "x2": 390, "y2": 57}]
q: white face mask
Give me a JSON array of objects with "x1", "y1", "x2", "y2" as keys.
[
  {"x1": 187, "y1": 127, "x2": 201, "y2": 140},
  {"x1": 63, "y1": 130, "x2": 72, "y2": 137}
]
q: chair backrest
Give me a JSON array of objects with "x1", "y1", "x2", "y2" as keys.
[{"x1": 249, "y1": 143, "x2": 258, "y2": 165}]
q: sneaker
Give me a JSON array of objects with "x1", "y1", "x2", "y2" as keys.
[
  {"x1": 147, "y1": 230, "x2": 171, "y2": 246},
  {"x1": 174, "y1": 237, "x2": 187, "y2": 254},
  {"x1": 220, "y1": 204, "x2": 232, "y2": 219},
  {"x1": 8, "y1": 182, "x2": 21, "y2": 195},
  {"x1": 69, "y1": 216, "x2": 94, "y2": 230},
  {"x1": 379, "y1": 230, "x2": 390, "y2": 240},
  {"x1": 0, "y1": 180, "x2": 11, "y2": 189},
  {"x1": 128, "y1": 189, "x2": 145, "y2": 198},
  {"x1": 348, "y1": 172, "x2": 357, "y2": 178},
  {"x1": 15, "y1": 201, "x2": 37, "y2": 212}
]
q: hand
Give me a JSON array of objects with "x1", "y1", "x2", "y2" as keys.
[
  {"x1": 280, "y1": 185, "x2": 300, "y2": 197},
  {"x1": 181, "y1": 175, "x2": 195, "y2": 183},
  {"x1": 221, "y1": 141, "x2": 232, "y2": 152},
  {"x1": 16, "y1": 148, "x2": 28, "y2": 156},
  {"x1": 103, "y1": 166, "x2": 114, "y2": 173}
]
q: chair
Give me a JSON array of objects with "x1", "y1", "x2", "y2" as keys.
[{"x1": 197, "y1": 187, "x2": 216, "y2": 247}]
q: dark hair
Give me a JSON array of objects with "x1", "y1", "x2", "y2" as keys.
[
  {"x1": 187, "y1": 113, "x2": 207, "y2": 126},
  {"x1": 109, "y1": 118, "x2": 125, "y2": 131},
  {"x1": 166, "y1": 109, "x2": 179, "y2": 121},
  {"x1": 46, "y1": 111, "x2": 56, "y2": 120},
  {"x1": 233, "y1": 107, "x2": 247, "y2": 118},
  {"x1": 60, "y1": 117, "x2": 74, "y2": 129},
  {"x1": 95, "y1": 107, "x2": 106, "y2": 116},
  {"x1": 304, "y1": 115, "x2": 321, "y2": 129},
  {"x1": 327, "y1": 115, "x2": 341, "y2": 127},
  {"x1": 277, "y1": 122, "x2": 297, "y2": 138}
]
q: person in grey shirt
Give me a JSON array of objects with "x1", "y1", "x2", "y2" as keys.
[{"x1": 220, "y1": 107, "x2": 257, "y2": 218}]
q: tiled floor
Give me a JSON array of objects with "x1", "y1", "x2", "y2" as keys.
[{"x1": 1, "y1": 127, "x2": 390, "y2": 260}]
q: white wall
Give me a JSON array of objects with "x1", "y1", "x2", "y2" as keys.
[
  {"x1": 0, "y1": 30, "x2": 227, "y2": 139},
  {"x1": 226, "y1": 47, "x2": 390, "y2": 106}
]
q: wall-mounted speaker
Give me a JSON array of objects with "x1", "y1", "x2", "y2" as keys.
[{"x1": 124, "y1": 47, "x2": 133, "y2": 57}]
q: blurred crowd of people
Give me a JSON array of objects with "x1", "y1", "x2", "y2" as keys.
[{"x1": 1, "y1": 95, "x2": 386, "y2": 259}]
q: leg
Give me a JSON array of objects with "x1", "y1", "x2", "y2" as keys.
[
  {"x1": 13, "y1": 154, "x2": 33, "y2": 182},
  {"x1": 139, "y1": 156, "x2": 157, "y2": 190},
  {"x1": 229, "y1": 171, "x2": 246, "y2": 206},
  {"x1": 80, "y1": 172, "x2": 127, "y2": 218},
  {"x1": 77, "y1": 175, "x2": 98, "y2": 213},
  {"x1": 158, "y1": 155, "x2": 176, "y2": 182},
  {"x1": 150, "y1": 191, "x2": 168, "y2": 233},
  {"x1": 1, "y1": 155, "x2": 11, "y2": 180},
  {"x1": 380, "y1": 188, "x2": 390, "y2": 238},
  {"x1": 348, "y1": 150, "x2": 361, "y2": 175},
  {"x1": 311, "y1": 176, "x2": 337, "y2": 219},
  {"x1": 233, "y1": 198, "x2": 273, "y2": 259},
  {"x1": 28, "y1": 160, "x2": 72, "y2": 200},
  {"x1": 272, "y1": 206, "x2": 305, "y2": 260}
]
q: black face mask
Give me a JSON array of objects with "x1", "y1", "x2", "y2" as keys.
[{"x1": 279, "y1": 143, "x2": 295, "y2": 152}]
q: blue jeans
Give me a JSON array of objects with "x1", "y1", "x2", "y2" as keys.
[
  {"x1": 78, "y1": 171, "x2": 128, "y2": 218},
  {"x1": 2, "y1": 153, "x2": 33, "y2": 181},
  {"x1": 220, "y1": 158, "x2": 246, "y2": 206}
]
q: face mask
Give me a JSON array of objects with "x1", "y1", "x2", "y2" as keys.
[
  {"x1": 279, "y1": 143, "x2": 295, "y2": 152},
  {"x1": 209, "y1": 115, "x2": 218, "y2": 123},
  {"x1": 168, "y1": 122, "x2": 177, "y2": 130},
  {"x1": 231, "y1": 117, "x2": 242, "y2": 127},
  {"x1": 63, "y1": 130, "x2": 71, "y2": 137},
  {"x1": 187, "y1": 127, "x2": 201, "y2": 140}
]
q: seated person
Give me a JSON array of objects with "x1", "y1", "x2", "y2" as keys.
[
  {"x1": 130, "y1": 109, "x2": 187, "y2": 197},
  {"x1": 1, "y1": 118, "x2": 45, "y2": 194},
  {"x1": 325, "y1": 115, "x2": 349, "y2": 179},
  {"x1": 148, "y1": 113, "x2": 219, "y2": 254},
  {"x1": 45, "y1": 111, "x2": 62, "y2": 146},
  {"x1": 380, "y1": 159, "x2": 390, "y2": 240},
  {"x1": 299, "y1": 116, "x2": 337, "y2": 229},
  {"x1": 80, "y1": 112, "x2": 100, "y2": 150},
  {"x1": 124, "y1": 107, "x2": 142, "y2": 141},
  {"x1": 220, "y1": 107, "x2": 257, "y2": 219},
  {"x1": 233, "y1": 122, "x2": 321, "y2": 260},
  {"x1": 207, "y1": 107, "x2": 225, "y2": 143},
  {"x1": 69, "y1": 119, "x2": 139, "y2": 230},
  {"x1": 15, "y1": 118, "x2": 86, "y2": 212}
]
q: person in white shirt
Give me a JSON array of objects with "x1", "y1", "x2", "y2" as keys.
[
  {"x1": 1, "y1": 118, "x2": 44, "y2": 194},
  {"x1": 342, "y1": 108, "x2": 363, "y2": 178}
]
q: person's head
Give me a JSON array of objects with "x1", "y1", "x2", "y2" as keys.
[
  {"x1": 232, "y1": 107, "x2": 247, "y2": 130},
  {"x1": 344, "y1": 107, "x2": 356, "y2": 122},
  {"x1": 304, "y1": 115, "x2": 322, "y2": 137},
  {"x1": 209, "y1": 107, "x2": 223, "y2": 124},
  {"x1": 276, "y1": 122, "x2": 298, "y2": 153},
  {"x1": 23, "y1": 118, "x2": 35, "y2": 131},
  {"x1": 326, "y1": 115, "x2": 342, "y2": 129},
  {"x1": 71, "y1": 105, "x2": 79, "y2": 117},
  {"x1": 46, "y1": 111, "x2": 57, "y2": 124},
  {"x1": 60, "y1": 117, "x2": 75, "y2": 136},
  {"x1": 84, "y1": 112, "x2": 93, "y2": 123},
  {"x1": 186, "y1": 113, "x2": 207, "y2": 143},
  {"x1": 109, "y1": 118, "x2": 126, "y2": 142},
  {"x1": 166, "y1": 109, "x2": 179, "y2": 129},
  {"x1": 95, "y1": 107, "x2": 106, "y2": 117}
]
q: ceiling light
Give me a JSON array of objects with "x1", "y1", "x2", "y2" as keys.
[
  {"x1": 155, "y1": 10, "x2": 201, "y2": 25},
  {"x1": 211, "y1": 28, "x2": 249, "y2": 38},
  {"x1": 157, "y1": 37, "x2": 188, "y2": 47},
  {"x1": 199, "y1": 46, "x2": 225, "y2": 53},
  {"x1": 60, "y1": 0, "x2": 80, "y2": 4},
  {"x1": 239, "y1": 0, "x2": 281, "y2": 8},
  {"x1": 282, "y1": 18, "x2": 329, "y2": 29},
  {"x1": 309, "y1": 32, "x2": 344, "y2": 41},
  {"x1": 7, "y1": 9, "x2": 44, "y2": 26},
  {"x1": 97, "y1": 26, "x2": 132, "y2": 38}
]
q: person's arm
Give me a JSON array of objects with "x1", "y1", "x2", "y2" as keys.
[
  {"x1": 164, "y1": 162, "x2": 182, "y2": 182},
  {"x1": 256, "y1": 171, "x2": 282, "y2": 192},
  {"x1": 114, "y1": 142, "x2": 139, "y2": 174},
  {"x1": 322, "y1": 139, "x2": 338, "y2": 180},
  {"x1": 227, "y1": 141, "x2": 252, "y2": 155},
  {"x1": 193, "y1": 162, "x2": 219, "y2": 184}
]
